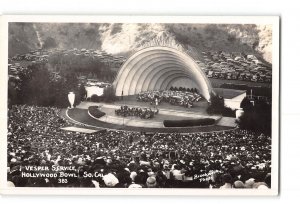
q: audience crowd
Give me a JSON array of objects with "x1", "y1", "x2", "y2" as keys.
[
  {"x1": 115, "y1": 105, "x2": 158, "y2": 119},
  {"x1": 136, "y1": 90, "x2": 202, "y2": 108},
  {"x1": 7, "y1": 105, "x2": 271, "y2": 189}
]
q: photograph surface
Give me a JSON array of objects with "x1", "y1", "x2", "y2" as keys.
[{"x1": 1, "y1": 16, "x2": 279, "y2": 195}]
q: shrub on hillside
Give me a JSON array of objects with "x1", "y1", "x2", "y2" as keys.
[
  {"x1": 163, "y1": 118, "x2": 215, "y2": 127},
  {"x1": 222, "y1": 107, "x2": 236, "y2": 117},
  {"x1": 90, "y1": 94, "x2": 101, "y2": 102},
  {"x1": 88, "y1": 106, "x2": 106, "y2": 118}
]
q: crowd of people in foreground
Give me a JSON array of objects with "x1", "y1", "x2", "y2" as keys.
[
  {"x1": 136, "y1": 90, "x2": 202, "y2": 108},
  {"x1": 7, "y1": 105, "x2": 271, "y2": 189},
  {"x1": 115, "y1": 105, "x2": 158, "y2": 119}
]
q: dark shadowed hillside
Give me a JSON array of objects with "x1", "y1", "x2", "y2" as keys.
[{"x1": 9, "y1": 23, "x2": 40, "y2": 57}]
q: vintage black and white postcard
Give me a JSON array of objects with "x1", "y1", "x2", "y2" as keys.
[{"x1": 0, "y1": 15, "x2": 279, "y2": 195}]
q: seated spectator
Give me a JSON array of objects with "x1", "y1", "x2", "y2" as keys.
[
  {"x1": 244, "y1": 178, "x2": 255, "y2": 188},
  {"x1": 103, "y1": 173, "x2": 119, "y2": 187},
  {"x1": 115, "y1": 105, "x2": 157, "y2": 119},
  {"x1": 146, "y1": 177, "x2": 157, "y2": 188},
  {"x1": 128, "y1": 183, "x2": 143, "y2": 188},
  {"x1": 265, "y1": 173, "x2": 271, "y2": 188},
  {"x1": 171, "y1": 165, "x2": 184, "y2": 181},
  {"x1": 220, "y1": 174, "x2": 233, "y2": 189},
  {"x1": 233, "y1": 180, "x2": 245, "y2": 188},
  {"x1": 7, "y1": 105, "x2": 272, "y2": 189},
  {"x1": 136, "y1": 90, "x2": 202, "y2": 108}
]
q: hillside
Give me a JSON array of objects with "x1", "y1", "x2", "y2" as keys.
[
  {"x1": 9, "y1": 23, "x2": 40, "y2": 57},
  {"x1": 8, "y1": 23, "x2": 272, "y2": 63}
]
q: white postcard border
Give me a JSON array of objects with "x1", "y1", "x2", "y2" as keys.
[{"x1": 0, "y1": 15, "x2": 280, "y2": 196}]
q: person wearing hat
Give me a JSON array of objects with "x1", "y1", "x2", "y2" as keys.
[
  {"x1": 171, "y1": 164, "x2": 184, "y2": 180},
  {"x1": 156, "y1": 171, "x2": 167, "y2": 188},
  {"x1": 130, "y1": 171, "x2": 137, "y2": 182},
  {"x1": 252, "y1": 181, "x2": 269, "y2": 189},
  {"x1": 146, "y1": 176, "x2": 157, "y2": 188},
  {"x1": 128, "y1": 183, "x2": 143, "y2": 188},
  {"x1": 244, "y1": 178, "x2": 255, "y2": 188},
  {"x1": 103, "y1": 173, "x2": 119, "y2": 187},
  {"x1": 134, "y1": 171, "x2": 148, "y2": 187},
  {"x1": 233, "y1": 180, "x2": 245, "y2": 188}
]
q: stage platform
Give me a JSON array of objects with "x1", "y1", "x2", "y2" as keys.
[
  {"x1": 90, "y1": 104, "x2": 220, "y2": 128},
  {"x1": 74, "y1": 101, "x2": 236, "y2": 129},
  {"x1": 64, "y1": 107, "x2": 236, "y2": 133}
]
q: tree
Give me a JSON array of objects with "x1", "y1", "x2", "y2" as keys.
[
  {"x1": 17, "y1": 64, "x2": 52, "y2": 106},
  {"x1": 28, "y1": 67, "x2": 51, "y2": 106},
  {"x1": 8, "y1": 80, "x2": 17, "y2": 108},
  {"x1": 206, "y1": 93, "x2": 225, "y2": 115},
  {"x1": 49, "y1": 77, "x2": 70, "y2": 108},
  {"x1": 240, "y1": 97, "x2": 253, "y2": 111},
  {"x1": 79, "y1": 84, "x2": 87, "y2": 101},
  {"x1": 65, "y1": 73, "x2": 78, "y2": 92},
  {"x1": 14, "y1": 63, "x2": 81, "y2": 108},
  {"x1": 102, "y1": 86, "x2": 117, "y2": 102},
  {"x1": 237, "y1": 100, "x2": 271, "y2": 135}
]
